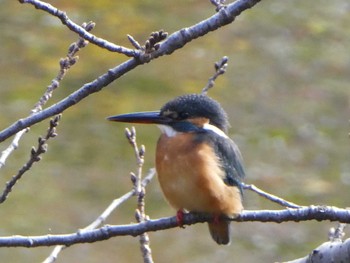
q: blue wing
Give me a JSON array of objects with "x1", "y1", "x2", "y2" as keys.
[
  {"x1": 196, "y1": 130, "x2": 245, "y2": 194},
  {"x1": 214, "y1": 136, "x2": 245, "y2": 191}
]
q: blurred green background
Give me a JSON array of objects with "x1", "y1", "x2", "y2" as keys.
[{"x1": 0, "y1": 0, "x2": 349, "y2": 262}]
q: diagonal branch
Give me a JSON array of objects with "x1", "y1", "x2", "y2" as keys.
[
  {"x1": 0, "y1": 0, "x2": 262, "y2": 143},
  {"x1": 202, "y1": 56, "x2": 229, "y2": 95},
  {"x1": 0, "y1": 22, "x2": 92, "y2": 168},
  {"x1": 19, "y1": 0, "x2": 137, "y2": 57},
  {"x1": 242, "y1": 183, "x2": 303, "y2": 209},
  {"x1": 125, "y1": 127, "x2": 154, "y2": 263},
  {"x1": 0, "y1": 115, "x2": 61, "y2": 204},
  {"x1": 42, "y1": 169, "x2": 156, "y2": 263},
  {"x1": 44, "y1": 128, "x2": 155, "y2": 263},
  {"x1": 0, "y1": 206, "x2": 349, "y2": 248}
]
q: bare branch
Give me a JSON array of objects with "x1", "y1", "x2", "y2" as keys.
[
  {"x1": 0, "y1": 115, "x2": 61, "y2": 204},
  {"x1": 0, "y1": 24, "x2": 91, "y2": 168},
  {"x1": 19, "y1": 0, "x2": 137, "y2": 57},
  {"x1": 201, "y1": 56, "x2": 228, "y2": 95},
  {"x1": 125, "y1": 127, "x2": 145, "y2": 194},
  {"x1": 0, "y1": 129, "x2": 29, "y2": 169},
  {"x1": 43, "y1": 169, "x2": 156, "y2": 263},
  {"x1": 125, "y1": 127, "x2": 154, "y2": 263},
  {"x1": 242, "y1": 183, "x2": 303, "y2": 209},
  {"x1": 284, "y1": 238, "x2": 350, "y2": 263},
  {"x1": 32, "y1": 21, "x2": 95, "y2": 114},
  {"x1": 127, "y1": 35, "x2": 143, "y2": 50},
  {"x1": 0, "y1": 0, "x2": 262, "y2": 143},
  {"x1": 1, "y1": 206, "x2": 350, "y2": 248}
]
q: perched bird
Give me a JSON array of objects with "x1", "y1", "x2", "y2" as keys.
[{"x1": 108, "y1": 93, "x2": 245, "y2": 245}]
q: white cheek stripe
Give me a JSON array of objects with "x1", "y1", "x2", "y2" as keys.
[
  {"x1": 203, "y1": 123, "x2": 228, "y2": 138},
  {"x1": 157, "y1": 123, "x2": 228, "y2": 138},
  {"x1": 157, "y1": 125, "x2": 178, "y2": 137}
]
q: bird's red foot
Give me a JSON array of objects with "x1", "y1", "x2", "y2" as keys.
[
  {"x1": 213, "y1": 214, "x2": 221, "y2": 224},
  {"x1": 176, "y1": 210, "x2": 185, "y2": 228}
]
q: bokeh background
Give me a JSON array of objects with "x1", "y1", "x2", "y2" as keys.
[{"x1": 0, "y1": 0, "x2": 349, "y2": 262}]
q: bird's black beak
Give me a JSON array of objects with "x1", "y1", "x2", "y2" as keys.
[{"x1": 107, "y1": 111, "x2": 171, "y2": 125}]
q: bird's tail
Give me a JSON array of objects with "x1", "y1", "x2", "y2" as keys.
[{"x1": 208, "y1": 221, "x2": 231, "y2": 245}]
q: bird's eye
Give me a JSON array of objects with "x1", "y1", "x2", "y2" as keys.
[
  {"x1": 162, "y1": 110, "x2": 178, "y2": 119},
  {"x1": 162, "y1": 109, "x2": 189, "y2": 120},
  {"x1": 179, "y1": 112, "x2": 189, "y2": 119}
]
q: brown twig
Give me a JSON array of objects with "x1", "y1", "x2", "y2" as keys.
[
  {"x1": 19, "y1": 0, "x2": 137, "y2": 57},
  {"x1": 0, "y1": 115, "x2": 61, "y2": 204},
  {"x1": 0, "y1": 22, "x2": 92, "y2": 169},
  {"x1": 201, "y1": 56, "x2": 229, "y2": 95},
  {"x1": 32, "y1": 21, "x2": 95, "y2": 114},
  {"x1": 43, "y1": 169, "x2": 156, "y2": 263},
  {"x1": 125, "y1": 127, "x2": 154, "y2": 263},
  {"x1": 129, "y1": 30, "x2": 168, "y2": 62},
  {"x1": 128, "y1": 31, "x2": 168, "y2": 55},
  {"x1": 143, "y1": 30, "x2": 168, "y2": 54},
  {"x1": 1, "y1": 0, "x2": 263, "y2": 143}
]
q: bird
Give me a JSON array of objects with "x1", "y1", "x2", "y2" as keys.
[{"x1": 108, "y1": 93, "x2": 245, "y2": 245}]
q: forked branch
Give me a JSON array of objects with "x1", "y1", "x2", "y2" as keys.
[
  {"x1": 0, "y1": 115, "x2": 61, "y2": 204},
  {"x1": 0, "y1": 0, "x2": 263, "y2": 143}
]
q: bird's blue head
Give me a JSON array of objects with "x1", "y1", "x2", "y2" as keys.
[{"x1": 108, "y1": 93, "x2": 229, "y2": 134}]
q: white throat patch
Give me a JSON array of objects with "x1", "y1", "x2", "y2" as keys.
[{"x1": 157, "y1": 125, "x2": 178, "y2": 137}]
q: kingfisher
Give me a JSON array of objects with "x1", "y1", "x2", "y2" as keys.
[{"x1": 108, "y1": 93, "x2": 245, "y2": 245}]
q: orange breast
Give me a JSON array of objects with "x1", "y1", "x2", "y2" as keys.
[{"x1": 155, "y1": 133, "x2": 243, "y2": 216}]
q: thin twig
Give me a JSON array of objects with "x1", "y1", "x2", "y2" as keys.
[
  {"x1": 0, "y1": 129, "x2": 29, "y2": 169},
  {"x1": 201, "y1": 56, "x2": 229, "y2": 95},
  {"x1": 125, "y1": 127, "x2": 154, "y2": 263},
  {"x1": 210, "y1": 0, "x2": 227, "y2": 11},
  {"x1": 242, "y1": 183, "x2": 302, "y2": 209},
  {"x1": 328, "y1": 223, "x2": 347, "y2": 242},
  {"x1": 0, "y1": 115, "x2": 61, "y2": 204},
  {"x1": 125, "y1": 127, "x2": 144, "y2": 194},
  {"x1": 1, "y1": 0, "x2": 262, "y2": 143},
  {"x1": 0, "y1": 23, "x2": 92, "y2": 169},
  {"x1": 127, "y1": 35, "x2": 142, "y2": 50},
  {"x1": 43, "y1": 169, "x2": 156, "y2": 263},
  {"x1": 32, "y1": 21, "x2": 95, "y2": 114},
  {"x1": 19, "y1": 0, "x2": 137, "y2": 57}
]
